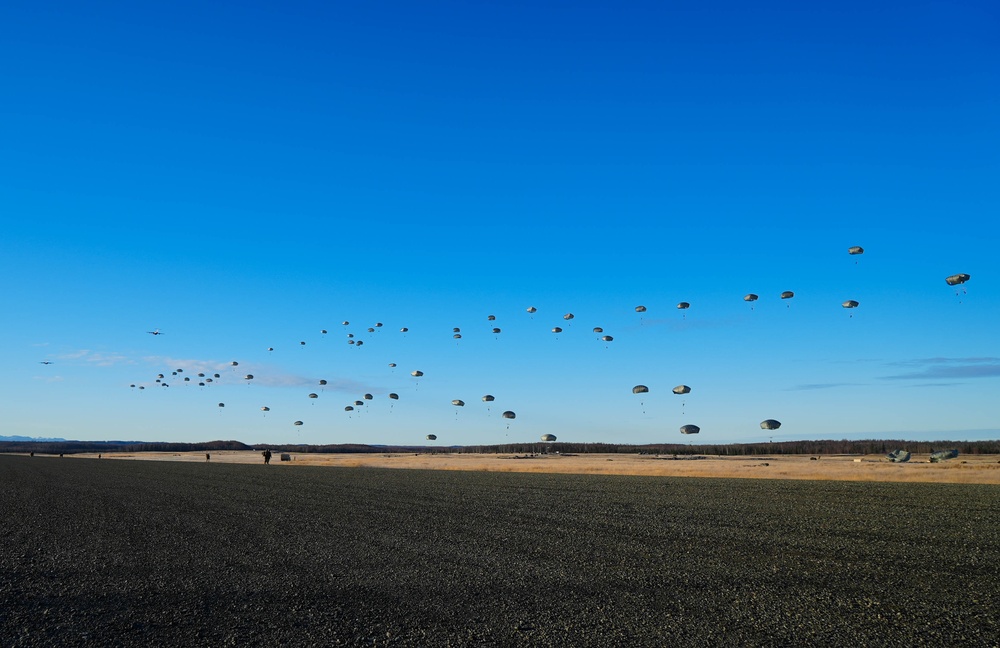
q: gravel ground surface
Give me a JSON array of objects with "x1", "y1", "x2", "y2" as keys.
[{"x1": 2, "y1": 455, "x2": 998, "y2": 646}]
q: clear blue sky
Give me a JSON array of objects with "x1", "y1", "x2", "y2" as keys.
[{"x1": 2, "y1": 0, "x2": 998, "y2": 446}]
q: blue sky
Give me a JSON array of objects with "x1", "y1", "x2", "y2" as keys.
[{"x1": 2, "y1": 0, "x2": 998, "y2": 445}]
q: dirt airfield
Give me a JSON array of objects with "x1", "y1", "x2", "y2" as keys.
[{"x1": 70, "y1": 450, "x2": 1000, "y2": 484}]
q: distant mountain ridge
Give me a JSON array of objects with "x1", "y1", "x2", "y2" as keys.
[{"x1": 0, "y1": 435, "x2": 68, "y2": 442}]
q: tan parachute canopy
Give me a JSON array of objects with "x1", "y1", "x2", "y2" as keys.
[
  {"x1": 632, "y1": 385, "x2": 649, "y2": 394},
  {"x1": 541, "y1": 434, "x2": 557, "y2": 442},
  {"x1": 760, "y1": 419, "x2": 781, "y2": 430},
  {"x1": 526, "y1": 306, "x2": 537, "y2": 314},
  {"x1": 563, "y1": 313, "x2": 574, "y2": 320},
  {"x1": 411, "y1": 370, "x2": 424, "y2": 377},
  {"x1": 672, "y1": 385, "x2": 691, "y2": 395},
  {"x1": 680, "y1": 424, "x2": 700, "y2": 435},
  {"x1": 744, "y1": 294, "x2": 758, "y2": 302},
  {"x1": 946, "y1": 273, "x2": 970, "y2": 286},
  {"x1": 451, "y1": 399, "x2": 465, "y2": 407},
  {"x1": 848, "y1": 246, "x2": 864, "y2": 255},
  {"x1": 635, "y1": 305, "x2": 646, "y2": 312},
  {"x1": 842, "y1": 300, "x2": 859, "y2": 308}
]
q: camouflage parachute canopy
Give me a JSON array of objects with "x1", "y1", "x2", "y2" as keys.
[
  {"x1": 540, "y1": 434, "x2": 557, "y2": 442},
  {"x1": 680, "y1": 424, "x2": 700, "y2": 435},
  {"x1": 945, "y1": 273, "x2": 970, "y2": 286},
  {"x1": 886, "y1": 449, "x2": 910, "y2": 463},
  {"x1": 760, "y1": 419, "x2": 781, "y2": 430},
  {"x1": 632, "y1": 385, "x2": 649, "y2": 394},
  {"x1": 848, "y1": 246, "x2": 864, "y2": 255},
  {"x1": 672, "y1": 385, "x2": 691, "y2": 395}
]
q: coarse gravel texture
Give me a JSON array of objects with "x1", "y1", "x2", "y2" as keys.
[{"x1": 1, "y1": 455, "x2": 998, "y2": 647}]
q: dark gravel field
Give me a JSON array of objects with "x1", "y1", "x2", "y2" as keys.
[{"x1": 2, "y1": 455, "x2": 998, "y2": 647}]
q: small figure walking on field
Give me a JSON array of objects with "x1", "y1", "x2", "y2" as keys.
[
  {"x1": 205, "y1": 453, "x2": 211, "y2": 461},
  {"x1": 263, "y1": 449, "x2": 272, "y2": 465}
]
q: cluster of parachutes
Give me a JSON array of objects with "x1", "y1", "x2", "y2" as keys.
[{"x1": 128, "y1": 246, "x2": 971, "y2": 442}]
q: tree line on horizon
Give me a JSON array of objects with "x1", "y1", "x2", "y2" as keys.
[{"x1": 3, "y1": 438, "x2": 998, "y2": 456}]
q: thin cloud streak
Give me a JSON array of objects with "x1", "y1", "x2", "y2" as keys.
[{"x1": 881, "y1": 357, "x2": 1000, "y2": 380}]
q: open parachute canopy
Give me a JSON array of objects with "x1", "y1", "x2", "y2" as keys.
[{"x1": 760, "y1": 419, "x2": 781, "y2": 430}]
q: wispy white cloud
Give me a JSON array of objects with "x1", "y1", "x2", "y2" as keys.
[
  {"x1": 138, "y1": 355, "x2": 382, "y2": 394},
  {"x1": 881, "y1": 357, "x2": 1000, "y2": 380},
  {"x1": 58, "y1": 350, "x2": 134, "y2": 367}
]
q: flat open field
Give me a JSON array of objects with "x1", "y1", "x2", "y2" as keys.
[
  {"x1": 2, "y1": 454, "x2": 998, "y2": 646},
  {"x1": 67, "y1": 450, "x2": 1000, "y2": 484}
]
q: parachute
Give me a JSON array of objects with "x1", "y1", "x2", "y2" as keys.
[
  {"x1": 526, "y1": 306, "x2": 537, "y2": 314},
  {"x1": 453, "y1": 333, "x2": 462, "y2": 339},
  {"x1": 308, "y1": 393, "x2": 318, "y2": 399},
  {"x1": 760, "y1": 419, "x2": 781, "y2": 430},
  {"x1": 400, "y1": 327, "x2": 409, "y2": 333},
  {"x1": 375, "y1": 322, "x2": 383, "y2": 328},
  {"x1": 502, "y1": 410, "x2": 516, "y2": 419},
  {"x1": 563, "y1": 313, "x2": 574, "y2": 321},
  {"x1": 293, "y1": 420, "x2": 303, "y2": 426},
  {"x1": 426, "y1": 434, "x2": 437, "y2": 441},
  {"x1": 632, "y1": 385, "x2": 649, "y2": 394},
  {"x1": 231, "y1": 362, "x2": 239, "y2": 367},
  {"x1": 848, "y1": 246, "x2": 864, "y2": 255},
  {"x1": 672, "y1": 385, "x2": 691, "y2": 395},
  {"x1": 367, "y1": 327, "x2": 375, "y2": 333},
  {"x1": 453, "y1": 327, "x2": 461, "y2": 333},
  {"x1": 342, "y1": 321, "x2": 349, "y2": 326},
  {"x1": 244, "y1": 374, "x2": 254, "y2": 380},
  {"x1": 492, "y1": 327, "x2": 501, "y2": 334},
  {"x1": 945, "y1": 273, "x2": 970, "y2": 286},
  {"x1": 743, "y1": 294, "x2": 758, "y2": 302},
  {"x1": 593, "y1": 327, "x2": 603, "y2": 333},
  {"x1": 218, "y1": 403, "x2": 225, "y2": 408},
  {"x1": 482, "y1": 395, "x2": 495, "y2": 402},
  {"x1": 551, "y1": 327, "x2": 562, "y2": 334},
  {"x1": 364, "y1": 393, "x2": 373, "y2": 400},
  {"x1": 451, "y1": 399, "x2": 465, "y2": 407},
  {"x1": 635, "y1": 305, "x2": 646, "y2": 313},
  {"x1": 354, "y1": 400, "x2": 364, "y2": 406},
  {"x1": 842, "y1": 300, "x2": 859, "y2": 316},
  {"x1": 541, "y1": 434, "x2": 557, "y2": 442},
  {"x1": 679, "y1": 424, "x2": 700, "y2": 435},
  {"x1": 677, "y1": 302, "x2": 690, "y2": 310},
  {"x1": 321, "y1": 329, "x2": 327, "y2": 334},
  {"x1": 388, "y1": 363, "x2": 396, "y2": 368},
  {"x1": 411, "y1": 370, "x2": 424, "y2": 377},
  {"x1": 886, "y1": 449, "x2": 910, "y2": 463},
  {"x1": 930, "y1": 449, "x2": 959, "y2": 463},
  {"x1": 388, "y1": 393, "x2": 399, "y2": 400},
  {"x1": 601, "y1": 335, "x2": 613, "y2": 342},
  {"x1": 260, "y1": 406, "x2": 270, "y2": 412},
  {"x1": 487, "y1": 315, "x2": 496, "y2": 321},
  {"x1": 344, "y1": 406, "x2": 354, "y2": 412},
  {"x1": 319, "y1": 379, "x2": 327, "y2": 385},
  {"x1": 780, "y1": 291, "x2": 794, "y2": 300}
]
